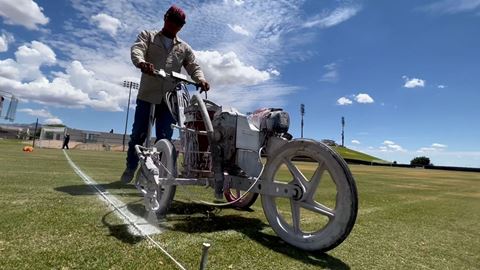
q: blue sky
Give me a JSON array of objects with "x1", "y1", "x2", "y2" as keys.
[{"x1": 0, "y1": 0, "x2": 479, "y2": 167}]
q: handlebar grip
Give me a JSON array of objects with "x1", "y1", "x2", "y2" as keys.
[{"x1": 135, "y1": 145, "x2": 142, "y2": 155}]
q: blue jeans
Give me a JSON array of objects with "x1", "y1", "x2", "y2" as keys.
[{"x1": 126, "y1": 99, "x2": 176, "y2": 170}]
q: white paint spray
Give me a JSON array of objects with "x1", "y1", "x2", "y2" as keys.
[{"x1": 63, "y1": 150, "x2": 187, "y2": 270}]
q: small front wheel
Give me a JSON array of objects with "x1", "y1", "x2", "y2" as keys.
[
  {"x1": 152, "y1": 139, "x2": 177, "y2": 216},
  {"x1": 261, "y1": 139, "x2": 358, "y2": 252}
]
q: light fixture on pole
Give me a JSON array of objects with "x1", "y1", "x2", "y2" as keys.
[
  {"x1": 122, "y1": 81, "x2": 139, "y2": 152},
  {"x1": 341, "y1": 116, "x2": 345, "y2": 147},
  {"x1": 0, "y1": 89, "x2": 18, "y2": 122},
  {"x1": 300, "y1": 104, "x2": 305, "y2": 138}
]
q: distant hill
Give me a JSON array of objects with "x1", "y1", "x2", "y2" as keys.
[{"x1": 332, "y1": 146, "x2": 389, "y2": 164}]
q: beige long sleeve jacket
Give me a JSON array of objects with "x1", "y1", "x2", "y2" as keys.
[{"x1": 131, "y1": 30, "x2": 205, "y2": 104}]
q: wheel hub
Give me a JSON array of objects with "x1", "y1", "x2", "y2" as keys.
[{"x1": 292, "y1": 183, "x2": 304, "y2": 201}]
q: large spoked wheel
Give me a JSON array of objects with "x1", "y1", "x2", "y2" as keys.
[
  {"x1": 261, "y1": 139, "x2": 358, "y2": 252},
  {"x1": 152, "y1": 139, "x2": 177, "y2": 216},
  {"x1": 224, "y1": 184, "x2": 259, "y2": 209}
]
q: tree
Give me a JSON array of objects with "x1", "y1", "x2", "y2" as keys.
[{"x1": 410, "y1": 156, "x2": 431, "y2": 166}]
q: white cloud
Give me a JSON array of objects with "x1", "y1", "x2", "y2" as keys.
[
  {"x1": 437, "y1": 84, "x2": 447, "y2": 89},
  {"x1": 0, "y1": 59, "x2": 19, "y2": 79},
  {"x1": 0, "y1": 41, "x2": 131, "y2": 111},
  {"x1": 44, "y1": 118, "x2": 63, "y2": 125},
  {"x1": 207, "y1": 82, "x2": 298, "y2": 111},
  {"x1": 418, "y1": 143, "x2": 448, "y2": 153},
  {"x1": 337, "y1": 97, "x2": 352, "y2": 105},
  {"x1": 351, "y1": 139, "x2": 360, "y2": 144},
  {"x1": 5, "y1": 0, "x2": 360, "y2": 114},
  {"x1": 0, "y1": 0, "x2": 49, "y2": 30},
  {"x1": 16, "y1": 41, "x2": 56, "y2": 66},
  {"x1": 303, "y1": 6, "x2": 361, "y2": 28},
  {"x1": 421, "y1": 0, "x2": 480, "y2": 14},
  {"x1": 364, "y1": 147, "x2": 480, "y2": 168},
  {"x1": 195, "y1": 50, "x2": 270, "y2": 86},
  {"x1": 174, "y1": 0, "x2": 310, "y2": 66},
  {"x1": 19, "y1": 107, "x2": 64, "y2": 125},
  {"x1": 268, "y1": 69, "x2": 280, "y2": 76},
  {"x1": 18, "y1": 108, "x2": 54, "y2": 118},
  {"x1": 337, "y1": 93, "x2": 374, "y2": 105},
  {"x1": 0, "y1": 32, "x2": 14, "y2": 52},
  {"x1": 0, "y1": 40, "x2": 56, "y2": 81},
  {"x1": 91, "y1": 13, "x2": 121, "y2": 36},
  {"x1": 57, "y1": 60, "x2": 129, "y2": 111},
  {"x1": 225, "y1": 0, "x2": 245, "y2": 6},
  {"x1": 355, "y1": 93, "x2": 374, "y2": 103},
  {"x1": 388, "y1": 144, "x2": 405, "y2": 152},
  {"x1": 432, "y1": 143, "x2": 447, "y2": 148},
  {"x1": 320, "y1": 62, "x2": 339, "y2": 82},
  {"x1": 418, "y1": 147, "x2": 435, "y2": 152},
  {"x1": 193, "y1": 50, "x2": 298, "y2": 111},
  {"x1": 227, "y1": 24, "x2": 250, "y2": 36},
  {"x1": 43, "y1": 0, "x2": 339, "y2": 112},
  {"x1": 0, "y1": 36, "x2": 7, "y2": 52},
  {"x1": 380, "y1": 140, "x2": 406, "y2": 152},
  {"x1": 403, "y1": 75, "x2": 425, "y2": 88}
]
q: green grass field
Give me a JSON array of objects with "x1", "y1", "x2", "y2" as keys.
[
  {"x1": 1, "y1": 140, "x2": 479, "y2": 269},
  {"x1": 332, "y1": 146, "x2": 388, "y2": 164}
]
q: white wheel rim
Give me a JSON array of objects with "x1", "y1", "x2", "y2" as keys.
[
  {"x1": 153, "y1": 140, "x2": 176, "y2": 212},
  {"x1": 261, "y1": 140, "x2": 357, "y2": 251}
]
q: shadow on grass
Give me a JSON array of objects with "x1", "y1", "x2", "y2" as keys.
[
  {"x1": 54, "y1": 186, "x2": 349, "y2": 268},
  {"x1": 54, "y1": 182, "x2": 138, "y2": 197},
  {"x1": 170, "y1": 212, "x2": 349, "y2": 269},
  {"x1": 101, "y1": 210, "x2": 144, "y2": 245},
  {"x1": 124, "y1": 200, "x2": 349, "y2": 268},
  {"x1": 125, "y1": 200, "x2": 217, "y2": 222},
  {"x1": 135, "y1": 200, "x2": 249, "y2": 220}
]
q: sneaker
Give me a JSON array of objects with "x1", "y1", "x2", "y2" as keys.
[{"x1": 120, "y1": 168, "x2": 136, "y2": 184}]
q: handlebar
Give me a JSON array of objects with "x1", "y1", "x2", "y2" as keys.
[{"x1": 152, "y1": 69, "x2": 200, "y2": 88}]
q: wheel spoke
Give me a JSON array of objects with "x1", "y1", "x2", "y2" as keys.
[
  {"x1": 290, "y1": 200, "x2": 301, "y2": 233},
  {"x1": 300, "y1": 201, "x2": 335, "y2": 218},
  {"x1": 283, "y1": 158, "x2": 308, "y2": 187},
  {"x1": 304, "y1": 162, "x2": 326, "y2": 201}
]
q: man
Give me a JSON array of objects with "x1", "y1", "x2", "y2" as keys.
[
  {"x1": 0, "y1": 96, "x2": 4, "y2": 116},
  {"x1": 62, "y1": 134, "x2": 70, "y2": 150},
  {"x1": 121, "y1": 5, "x2": 210, "y2": 183}
]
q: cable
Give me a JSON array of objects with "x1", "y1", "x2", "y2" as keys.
[{"x1": 198, "y1": 147, "x2": 265, "y2": 207}]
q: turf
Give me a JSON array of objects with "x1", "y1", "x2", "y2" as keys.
[
  {"x1": 332, "y1": 146, "x2": 388, "y2": 163},
  {"x1": 1, "y1": 139, "x2": 479, "y2": 269}
]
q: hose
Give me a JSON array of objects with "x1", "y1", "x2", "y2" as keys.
[{"x1": 198, "y1": 147, "x2": 265, "y2": 207}]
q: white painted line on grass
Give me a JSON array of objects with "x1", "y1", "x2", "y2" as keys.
[
  {"x1": 63, "y1": 150, "x2": 161, "y2": 235},
  {"x1": 63, "y1": 150, "x2": 187, "y2": 270}
]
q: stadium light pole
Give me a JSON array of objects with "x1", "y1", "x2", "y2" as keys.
[
  {"x1": 0, "y1": 90, "x2": 18, "y2": 122},
  {"x1": 300, "y1": 104, "x2": 305, "y2": 138},
  {"x1": 341, "y1": 116, "x2": 345, "y2": 147},
  {"x1": 122, "y1": 81, "x2": 139, "y2": 152}
]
